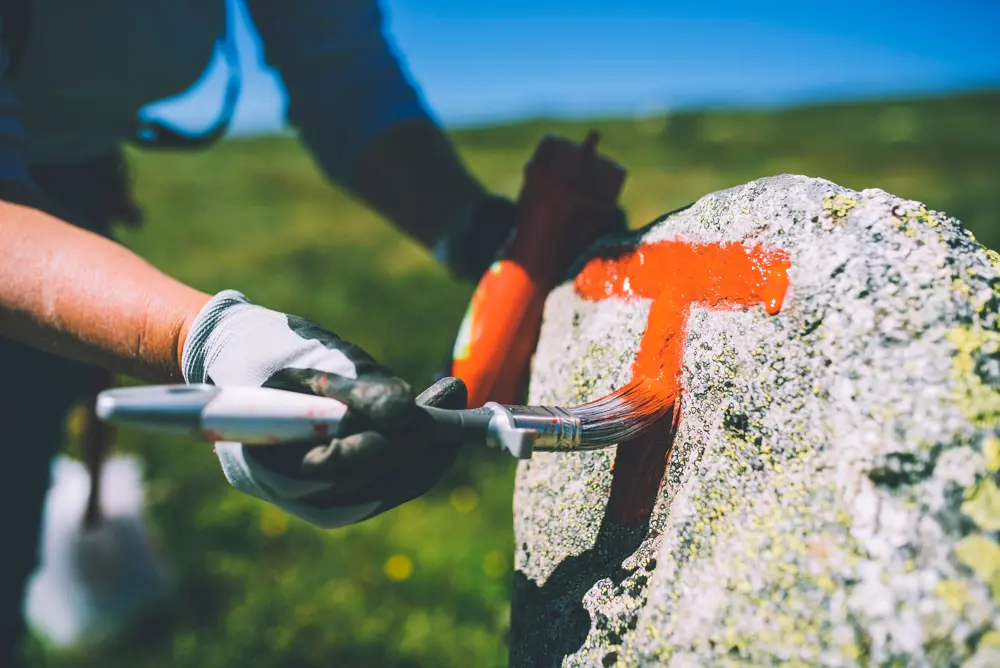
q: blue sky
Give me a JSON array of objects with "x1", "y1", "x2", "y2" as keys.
[{"x1": 154, "y1": 0, "x2": 1000, "y2": 134}]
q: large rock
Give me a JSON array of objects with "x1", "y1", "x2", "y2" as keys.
[{"x1": 511, "y1": 175, "x2": 1000, "y2": 667}]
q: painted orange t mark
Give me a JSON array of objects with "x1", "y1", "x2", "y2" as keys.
[{"x1": 574, "y1": 240, "x2": 791, "y2": 525}]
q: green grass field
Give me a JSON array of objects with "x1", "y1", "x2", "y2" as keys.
[{"x1": 27, "y1": 89, "x2": 1000, "y2": 667}]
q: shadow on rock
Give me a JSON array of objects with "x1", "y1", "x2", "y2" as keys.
[{"x1": 510, "y1": 512, "x2": 654, "y2": 667}]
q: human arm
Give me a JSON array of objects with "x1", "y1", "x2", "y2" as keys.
[
  {"x1": 0, "y1": 180, "x2": 209, "y2": 382},
  {"x1": 0, "y1": 20, "x2": 210, "y2": 380},
  {"x1": 244, "y1": 0, "x2": 515, "y2": 281}
]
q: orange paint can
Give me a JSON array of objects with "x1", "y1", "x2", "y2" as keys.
[{"x1": 452, "y1": 132, "x2": 626, "y2": 407}]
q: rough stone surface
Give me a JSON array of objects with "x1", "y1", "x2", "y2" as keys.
[{"x1": 511, "y1": 175, "x2": 1000, "y2": 667}]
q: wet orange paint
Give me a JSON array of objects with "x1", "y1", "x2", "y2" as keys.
[{"x1": 574, "y1": 240, "x2": 791, "y2": 524}]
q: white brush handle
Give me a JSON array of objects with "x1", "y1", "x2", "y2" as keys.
[
  {"x1": 97, "y1": 384, "x2": 540, "y2": 459},
  {"x1": 96, "y1": 384, "x2": 350, "y2": 445},
  {"x1": 201, "y1": 386, "x2": 349, "y2": 444}
]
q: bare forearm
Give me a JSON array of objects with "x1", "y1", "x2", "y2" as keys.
[{"x1": 0, "y1": 197, "x2": 210, "y2": 381}]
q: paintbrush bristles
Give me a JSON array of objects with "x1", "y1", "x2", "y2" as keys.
[{"x1": 566, "y1": 377, "x2": 673, "y2": 447}]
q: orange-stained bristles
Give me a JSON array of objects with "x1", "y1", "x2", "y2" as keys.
[{"x1": 565, "y1": 377, "x2": 673, "y2": 447}]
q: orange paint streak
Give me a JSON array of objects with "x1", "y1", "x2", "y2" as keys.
[{"x1": 574, "y1": 240, "x2": 791, "y2": 524}]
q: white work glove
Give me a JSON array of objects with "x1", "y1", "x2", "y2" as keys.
[{"x1": 181, "y1": 290, "x2": 466, "y2": 528}]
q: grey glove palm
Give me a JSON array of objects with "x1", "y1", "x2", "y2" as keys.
[{"x1": 182, "y1": 290, "x2": 465, "y2": 527}]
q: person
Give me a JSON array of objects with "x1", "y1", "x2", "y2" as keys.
[{"x1": 0, "y1": 1, "x2": 518, "y2": 661}]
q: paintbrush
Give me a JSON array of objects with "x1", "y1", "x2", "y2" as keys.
[{"x1": 95, "y1": 378, "x2": 669, "y2": 460}]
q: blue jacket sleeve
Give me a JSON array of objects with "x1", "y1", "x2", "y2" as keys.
[
  {"x1": 244, "y1": 0, "x2": 433, "y2": 186},
  {"x1": 0, "y1": 35, "x2": 32, "y2": 187}
]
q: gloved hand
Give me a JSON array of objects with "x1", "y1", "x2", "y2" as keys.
[
  {"x1": 434, "y1": 193, "x2": 517, "y2": 283},
  {"x1": 181, "y1": 290, "x2": 467, "y2": 528}
]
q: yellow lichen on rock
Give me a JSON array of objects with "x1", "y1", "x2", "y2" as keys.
[
  {"x1": 821, "y1": 193, "x2": 857, "y2": 219},
  {"x1": 954, "y1": 535, "x2": 1000, "y2": 601},
  {"x1": 962, "y1": 479, "x2": 1000, "y2": 532},
  {"x1": 936, "y1": 579, "x2": 974, "y2": 612},
  {"x1": 947, "y1": 327, "x2": 1000, "y2": 428},
  {"x1": 984, "y1": 436, "x2": 1000, "y2": 474},
  {"x1": 988, "y1": 250, "x2": 1000, "y2": 273}
]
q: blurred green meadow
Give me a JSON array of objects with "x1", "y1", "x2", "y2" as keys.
[{"x1": 27, "y1": 89, "x2": 999, "y2": 667}]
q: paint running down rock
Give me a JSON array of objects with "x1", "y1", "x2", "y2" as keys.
[
  {"x1": 511, "y1": 175, "x2": 1000, "y2": 667},
  {"x1": 574, "y1": 241, "x2": 791, "y2": 525}
]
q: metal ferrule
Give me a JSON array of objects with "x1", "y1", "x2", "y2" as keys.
[
  {"x1": 481, "y1": 403, "x2": 583, "y2": 460},
  {"x1": 505, "y1": 405, "x2": 582, "y2": 449}
]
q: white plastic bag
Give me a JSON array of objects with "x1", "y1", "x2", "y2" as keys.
[{"x1": 23, "y1": 455, "x2": 171, "y2": 647}]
